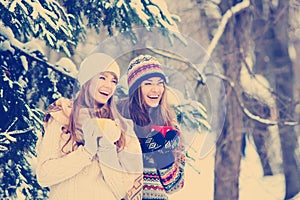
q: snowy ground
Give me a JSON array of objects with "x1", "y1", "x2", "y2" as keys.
[{"x1": 169, "y1": 133, "x2": 285, "y2": 200}]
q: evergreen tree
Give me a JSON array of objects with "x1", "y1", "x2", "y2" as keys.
[{"x1": 0, "y1": 0, "x2": 184, "y2": 198}]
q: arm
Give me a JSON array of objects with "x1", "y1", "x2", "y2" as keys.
[
  {"x1": 152, "y1": 127, "x2": 186, "y2": 193},
  {"x1": 36, "y1": 117, "x2": 93, "y2": 187},
  {"x1": 157, "y1": 143, "x2": 186, "y2": 194},
  {"x1": 118, "y1": 125, "x2": 143, "y2": 200},
  {"x1": 94, "y1": 118, "x2": 143, "y2": 200}
]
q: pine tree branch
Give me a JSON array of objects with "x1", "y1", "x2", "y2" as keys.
[
  {"x1": 0, "y1": 126, "x2": 34, "y2": 136},
  {"x1": 10, "y1": 43, "x2": 76, "y2": 80},
  {"x1": 1, "y1": 123, "x2": 33, "y2": 143}
]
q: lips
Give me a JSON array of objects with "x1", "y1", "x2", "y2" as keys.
[
  {"x1": 147, "y1": 94, "x2": 160, "y2": 99},
  {"x1": 99, "y1": 90, "x2": 110, "y2": 96}
]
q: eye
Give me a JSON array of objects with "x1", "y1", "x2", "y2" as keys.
[
  {"x1": 112, "y1": 79, "x2": 118, "y2": 84},
  {"x1": 144, "y1": 82, "x2": 152, "y2": 86},
  {"x1": 99, "y1": 75, "x2": 105, "y2": 80},
  {"x1": 158, "y1": 81, "x2": 164, "y2": 86}
]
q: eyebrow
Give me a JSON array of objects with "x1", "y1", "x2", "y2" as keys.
[
  {"x1": 99, "y1": 73, "x2": 118, "y2": 80},
  {"x1": 144, "y1": 78, "x2": 163, "y2": 82}
]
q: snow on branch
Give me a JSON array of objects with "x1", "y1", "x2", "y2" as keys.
[
  {"x1": 206, "y1": 72, "x2": 299, "y2": 126},
  {"x1": 147, "y1": 48, "x2": 206, "y2": 84},
  {"x1": 0, "y1": 117, "x2": 33, "y2": 145},
  {"x1": 0, "y1": 127, "x2": 34, "y2": 138},
  {"x1": 10, "y1": 43, "x2": 76, "y2": 80},
  {"x1": 201, "y1": 0, "x2": 250, "y2": 67}
]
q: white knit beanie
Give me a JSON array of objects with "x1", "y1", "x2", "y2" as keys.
[{"x1": 77, "y1": 53, "x2": 120, "y2": 86}]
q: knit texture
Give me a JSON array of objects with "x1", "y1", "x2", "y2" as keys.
[
  {"x1": 127, "y1": 55, "x2": 166, "y2": 95},
  {"x1": 36, "y1": 103, "x2": 143, "y2": 200},
  {"x1": 142, "y1": 155, "x2": 185, "y2": 200},
  {"x1": 77, "y1": 53, "x2": 120, "y2": 86}
]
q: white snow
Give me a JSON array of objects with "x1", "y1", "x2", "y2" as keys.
[
  {"x1": 129, "y1": 0, "x2": 150, "y2": 26},
  {"x1": 55, "y1": 57, "x2": 78, "y2": 77},
  {"x1": 0, "y1": 40, "x2": 14, "y2": 53},
  {"x1": 169, "y1": 133, "x2": 285, "y2": 200},
  {"x1": 20, "y1": 55, "x2": 28, "y2": 71}
]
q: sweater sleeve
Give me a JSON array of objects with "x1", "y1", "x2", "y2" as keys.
[
  {"x1": 36, "y1": 118, "x2": 92, "y2": 187},
  {"x1": 100, "y1": 119, "x2": 143, "y2": 200},
  {"x1": 157, "y1": 143, "x2": 186, "y2": 194}
]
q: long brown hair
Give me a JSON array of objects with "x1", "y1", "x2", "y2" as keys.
[
  {"x1": 128, "y1": 81, "x2": 185, "y2": 159},
  {"x1": 63, "y1": 72, "x2": 126, "y2": 153},
  {"x1": 128, "y1": 83, "x2": 176, "y2": 128}
]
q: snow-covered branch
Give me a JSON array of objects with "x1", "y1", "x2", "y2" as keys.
[
  {"x1": 10, "y1": 43, "x2": 76, "y2": 79},
  {"x1": 0, "y1": 116, "x2": 34, "y2": 144},
  {"x1": 206, "y1": 72, "x2": 299, "y2": 126},
  {"x1": 201, "y1": 0, "x2": 250, "y2": 67},
  {"x1": 0, "y1": 126, "x2": 33, "y2": 137},
  {"x1": 147, "y1": 48, "x2": 206, "y2": 84}
]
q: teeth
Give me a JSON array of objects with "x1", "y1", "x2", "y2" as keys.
[
  {"x1": 148, "y1": 95, "x2": 159, "y2": 99},
  {"x1": 100, "y1": 90, "x2": 109, "y2": 95}
]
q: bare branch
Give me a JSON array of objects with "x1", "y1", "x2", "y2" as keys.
[
  {"x1": 147, "y1": 48, "x2": 205, "y2": 84},
  {"x1": 206, "y1": 72, "x2": 299, "y2": 126},
  {"x1": 201, "y1": 0, "x2": 250, "y2": 67}
]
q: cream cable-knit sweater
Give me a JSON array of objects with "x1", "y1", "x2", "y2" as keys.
[{"x1": 36, "y1": 111, "x2": 143, "y2": 200}]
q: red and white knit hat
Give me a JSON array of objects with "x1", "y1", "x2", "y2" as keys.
[{"x1": 127, "y1": 55, "x2": 166, "y2": 95}]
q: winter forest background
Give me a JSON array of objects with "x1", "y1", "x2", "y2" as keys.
[{"x1": 1, "y1": 0, "x2": 300, "y2": 199}]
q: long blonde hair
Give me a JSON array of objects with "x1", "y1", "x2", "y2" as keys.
[{"x1": 63, "y1": 72, "x2": 126, "y2": 153}]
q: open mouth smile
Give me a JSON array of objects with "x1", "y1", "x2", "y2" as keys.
[
  {"x1": 99, "y1": 90, "x2": 110, "y2": 96},
  {"x1": 147, "y1": 95, "x2": 160, "y2": 99}
]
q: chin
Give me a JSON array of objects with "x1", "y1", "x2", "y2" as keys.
[
  {"x1": 148, "y1": 103, "x2": 159, "y2": 108},
  {"x1": 96, "y1": 98, "x2": 109, "y2": 104}
]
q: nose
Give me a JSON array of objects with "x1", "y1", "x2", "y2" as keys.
[
  {"x1": 150, "y1": 84, "x2": 159, "y2": 92},
  {"x1": 102, "y1": 79, "x2": 113, "y2": 88}
]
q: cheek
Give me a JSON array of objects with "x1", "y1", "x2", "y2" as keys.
[
  {"x1": 141, "y1": 86, "x2": 148, "y2": 96},
  {"x1": 110, "y1": 85, "x2": 117, "y2": 96},
  {"x1": 141, "y1": 88, "x2": 148, "y2": 100}
]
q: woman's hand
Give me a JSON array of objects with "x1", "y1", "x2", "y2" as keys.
[
  {"x1": 82, "y1": 121, "x2": 100, "y2": 156},
  {"x1": 82, "y1": 118, "x2": 121, "y2": 155},
  {"x1": 141, "y1": 128, "x2": 180, "y2": 169},
  {"x1": 91, "y1": 118, "x2": 121, "y2": 144}
]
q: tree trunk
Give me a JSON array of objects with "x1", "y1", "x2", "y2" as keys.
[
  {"x1": 214, "y1": 87, "x2": 243, "y2": 200},
  {"x1": 253, "y1": 0, "x2": 300, "y2": 198},
  {"x1": 214, "y1": 2, "x2": 244, "y2": 198}
]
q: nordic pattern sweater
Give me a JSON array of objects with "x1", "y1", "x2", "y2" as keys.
[
  {"x1": 142, "y1": 150, "x2": 186, "y2": 200},
  {"x1": 117, "y1": 99, "x2": 186, "y2": 200}
]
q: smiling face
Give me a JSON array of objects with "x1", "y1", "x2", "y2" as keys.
[
  {"x1": 88, "y1": 71, "x2": 118, "y2": 105},
  {"x1": 140, "y1": 77, "x2": 165, "y2": 108}
]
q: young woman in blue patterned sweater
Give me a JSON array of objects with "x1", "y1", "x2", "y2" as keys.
[{"x1": 117, "y1": 54, "x2": 186, "y2": 200}]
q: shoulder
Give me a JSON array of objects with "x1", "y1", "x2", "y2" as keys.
[
  {"x1": 47, "y1": 110, "x2": 70, "y2": 127},
  {"x1": 44, "y1": 97, "x2": 72, "y2": 127}
]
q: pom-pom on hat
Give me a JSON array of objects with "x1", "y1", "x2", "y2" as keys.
[
  {"x1": 127, "y1": 54, "x2": 166, "y2": 96},
  {"x1": 77, "y1": 53, "x2": 120, "y2": 86}
]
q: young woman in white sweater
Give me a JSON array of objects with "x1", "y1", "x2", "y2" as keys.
[{"x1": 36, "y1": 53, "x2": 143, "y2": 200}]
